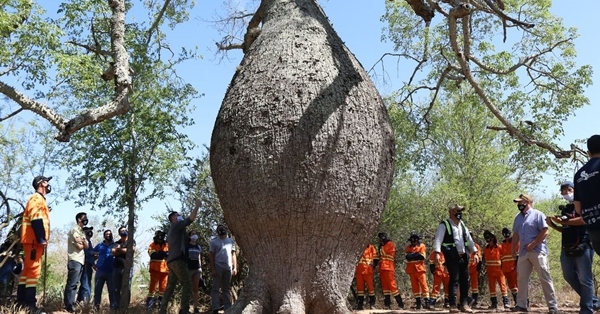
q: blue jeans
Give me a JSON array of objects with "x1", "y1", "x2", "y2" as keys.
[
  {"x1": 560, "y1": 244, "x2": 599, "y2": 314},
  {"x1": 94, "y1": 270, "x2": 115, "y2": 308},
  {"x1": 64, "y1": 260, "x2": 83, "y2": 311},
  {"x1": 77, "y1": 263, "x2": 93, "y2": 302}
]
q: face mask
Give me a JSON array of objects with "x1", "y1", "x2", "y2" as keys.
[
  {"x1": 81, "y1": 219, "x2": 89, "y2": 226},
  {"x1": 191, "y1": 235, "x2": 199, "y2": 241},
  {"x1": 120, "y1": 231, "x2": 128, "y2": 237},
  {"x1": 176, "y1": 216, "x2": 184, "y2": 222},
  {"x1": 217, "y1": 228, "x2": 227, "y2": 236},
  {"x1": 562, "y1": 193, "x2": 574, "y2": 202},
  {"x1": 485, "y1": 237, "x2": 491, "y2": 243},
  {"x1": 45, "y1": 184, "x2": 52, "y2": 194},
  {"x1": 502, "y1": 233, "x2": 510, "y2": 238},
  {"x1": 454, "y1": 212, "x2": 462, "y2": 220},
  {"x1": 86, "y1": 231, "x2": 93, "y2": 237},
  {"x1": 105, "y1": 235, "x2": 113, "y2": 242},
  {"x1": 517, "y1": 204, "x2": 526, "y2": 212}
]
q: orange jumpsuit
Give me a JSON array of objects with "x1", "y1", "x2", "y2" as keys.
[
  {"x1": 18, "y1": 193, "x2": 50, "y2": 307},
  {"x1": 405, "y1": 243, "x2": 429, "y2": 299},
  {"x1": 484, "y1": 244, "x2": 507, "y2": 297},
  {"x1": 355, "y1": 244, "x2": 377, "y2": 297},
  {"x1": 148, "y1": 242, "x2": 169, "y2": 298},
  {"x1": 500, "y1": 238, "x2": 518, "y2": 294},
  {"x1": 429, "y1": 251, "x2": 449, "y2": 300},
  {"x1": 379, "y1": 240, "x2": 400, "y2": 297},
  {"x1": 468, "y1": 243, "x2": 481, "y2": 295}
]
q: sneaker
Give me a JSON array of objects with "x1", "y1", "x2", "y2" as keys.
[
  {"x1": 548, "y1": 308, "x2": 559, "y2": 314},
  {"x1": 461, "y1": 304, "x2": 474, "y2": 313},
  {"x1": 449, "y1": 307, "x2": 460, "y2": 313},
  {"x1": 511, "y1": 306, "x2": 528, "y2": 312}
]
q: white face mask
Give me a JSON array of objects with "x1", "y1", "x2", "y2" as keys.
[
  {"x1": 190, "y1": 235, "x2": 199, "y2": 241},
  {"x1": 176, "y1": 216, "x2": 184, "y2": 222},
  {"x1": 562, "y1": 193, "x2": 574, "y2": 202}
]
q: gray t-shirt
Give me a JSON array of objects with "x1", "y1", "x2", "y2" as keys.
[
  {"x1": 209, "y1": 237, "x2": 235, "y2": 270},
  {"x1": 166, "y1": 218, "x2": 192, "y2": 263}
]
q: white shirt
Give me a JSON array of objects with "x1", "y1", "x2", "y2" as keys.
[{"x1": 433, "y1": 219, "x2": 477, "y2": 255}]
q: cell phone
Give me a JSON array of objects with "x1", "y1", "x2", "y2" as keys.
[{"x1": 30, "y1": 248, "x2": 36, "y2": 260}]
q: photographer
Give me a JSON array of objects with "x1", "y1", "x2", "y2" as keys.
[{"x1": 546, "y1": 181, "x2": 599, "y2": 314}]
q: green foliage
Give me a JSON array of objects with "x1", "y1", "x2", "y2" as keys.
[{"x1": 382, "y1": 0, "x2": 593, "y2": 166}]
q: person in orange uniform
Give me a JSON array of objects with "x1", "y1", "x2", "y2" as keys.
[
  {"x1": 500, "y1": 227, "x2": 518, "y2": 304},
  {"x1": 429, "y1": 247, "x2": 450, "y2": 309},
  {"x1": 378, "y1": 232, "x2": 405, "y2": 310},
  {"x1": 18, "y1": 175, "x2": 52, "y2": 313},
  {"x1": 405, "y1": 232, "x2": 429, "y2": 309},
  {"x1": 467, "y1": 232, "x2": 482, "y2": 308},
  {"x1": 482, "y1": 230, "x2": 510, "y2": 309},
  {"x1": 355, "y1": 243, "x2": 377, "y2": 310},
  {"x1": 146, "y1": 230, "x2": 169, "y2": 309}
]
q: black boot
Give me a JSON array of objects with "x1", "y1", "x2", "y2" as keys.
[
  {"x1": 489, "y1": 296, "x2": 498, "y2": 309},
  {"x1": 146, "y1": 296, "x2": 155, "y2": 309},
  {"x1": 357, "y1": 296, "x2": 364, "y2": 310},
  {"x1": 395, "y1": 294, "x2": 405, "y2": 309},
  {"x1": 430, "y1": 298, "x2": 437, "y2": 309},
  {"x1": 512, "y1": 292, "x2": 517, "y2": 305},
  {"x1": 470, "y1": 293, "x2": 479, "y2": 308},
  {"x1": 502, "y1": 296, "x2": 510, "y2": 309},
  {"x1": 369, "y1": 295, "x2": 376, "y2": 309},
  {"x1": 424, "y1": 297, "x2": 431, "y2": 309},
  {"x1": 415, "y1": 297, "x2": 422, "y2": 310},
  {"x1": 16, "y1": 284, "x2": 25, "y2": 306},
  {"x1": 384, "y1": 295, "x2": 392, "y2": 309},
  {"x1": 156, "y1": 296, "x2": 163, "y2": 308}
]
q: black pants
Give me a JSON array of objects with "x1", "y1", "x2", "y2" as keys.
[{"x1": 443, "y1": 251, "x2": 470, "y2": 306}]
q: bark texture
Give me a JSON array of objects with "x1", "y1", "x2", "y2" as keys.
[{"x1": 210, "y1": 0, "x2": 395, "y2": 312}]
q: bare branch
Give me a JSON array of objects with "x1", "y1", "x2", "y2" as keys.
[
  {"x1": 216, "y1": 42, "x2": 244, "y2": 51},
  {"x1": 66, "y1": 41, "x2": 111, "y2": 56},
  {"x1": 0, "y1": 108, "x2": 24, "y2": 122},
  {"x1": 482, "y1": 0, "x2": 535, "y2": 29},
  {"x1": 468, "y1": 38, "x2": 572, "y2": 75},
  {"x1": 145, "y1": 0, "x2": 171, "y2": 47},
  {"x1": 241, "y1": 1, "x2": 266, "y2": 53}
]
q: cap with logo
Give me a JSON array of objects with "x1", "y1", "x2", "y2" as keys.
[{"x1": 32, "y1": 176, "x2": 52, "y2": 189}]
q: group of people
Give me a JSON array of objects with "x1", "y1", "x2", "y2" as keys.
[
  {"x1": 355, "y1": 134, "x2": 600, "y2": 314},
  {"x1": 17, "y1": 175, "x2": 238, "y2": 314}
]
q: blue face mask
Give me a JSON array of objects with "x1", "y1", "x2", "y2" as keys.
[
  {"x1": 177, "y1": 216, "x2": 184, "y2": 222},
  {"x1": 119, "y1": 230, "x2": 128, "y2": 237}
]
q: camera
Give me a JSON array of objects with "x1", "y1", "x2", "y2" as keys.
[{"x1": 557, "y1": 203, "x2": 575, "y2": 221}]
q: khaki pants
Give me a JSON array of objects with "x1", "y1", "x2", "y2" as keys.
[{"x1": 516, "y1": 251, "x2": 558, "y2": 310}]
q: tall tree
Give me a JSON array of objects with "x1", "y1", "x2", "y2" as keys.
[
  {"x1": 382, "y1": 0, "x2": 592, "y2": 159},
  {"x1": 47, "y1": 0, "x2": 199, "y2": 309},
  {"x1": 210, "y1": 0, "x2": 395, "y2": 312}
]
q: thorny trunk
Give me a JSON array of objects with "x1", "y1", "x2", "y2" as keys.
[{"x1": 210, "y1": 0, "x2": 395, "y2": 313}]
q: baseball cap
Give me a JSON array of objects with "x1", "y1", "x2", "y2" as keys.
[
  {"x1": 560, "y1": 181, "x2": 574, "y2": 189},
  {"x1": 32, "y1": 176, "x2": 52, "y2": 189},
  {"x1": 513, "y1": 194, "x2": 533, "y2": 203}
]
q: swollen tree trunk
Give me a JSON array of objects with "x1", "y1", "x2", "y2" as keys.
[{"x1": 210, "y1": 0, "x2": 395, "y2": 313}]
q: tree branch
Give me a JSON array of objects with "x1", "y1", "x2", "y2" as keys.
[
  {"x1": 145, "y1": 0, "x2": 171, "y2": 47},
  {"x1": 66, "y1": 41, "x2": 111, "y2": 56},
  {"x1": 0, "y1": 108, "x2": 24, "y2": 122}
]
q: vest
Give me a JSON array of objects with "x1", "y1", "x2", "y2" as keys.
[{"x1": 441, "y1": 219, "x2": 469, "y2": 250}]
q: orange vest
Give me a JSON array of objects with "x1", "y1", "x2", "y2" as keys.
[
  {"x1": 429, "y1": 251, "x2": 448, "y2": 277},
  {"x1": 148, "y1": 242, "x2": 169, "y2": 273},
  {"x1": 379, "y1": 241, "x2": 395, "y2": 271},
  {"x1": 500, "y1": 238, "x2": 518, "y2": 272},
  {"x1": 20, "y1": 193, "x2": 50, "y2": 244},
  {"x1": 356, "y1": 244, "x2": 377, "y2": 274},
  {"x1": 405, "y1": 243, "x2": 426, "y2": 274},
  {"x1": 484, "y1": 243, "x2": 503, "y2": 276},
  {"x1": 468, "y1": 243, "x2": 481, "y2": 272}
]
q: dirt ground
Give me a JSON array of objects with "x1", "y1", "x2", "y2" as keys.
[{"x1": 351, "y1": 307, "x2": 580, "y2": 314}]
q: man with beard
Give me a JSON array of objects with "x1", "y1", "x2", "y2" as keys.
[{"x1": 64, "y1": 212, "x2": 90, "y2": 312}]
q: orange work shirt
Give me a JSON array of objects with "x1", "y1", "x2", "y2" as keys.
[
  {"x1": 379, "y1": 241, "x2": 396, "y2": 271},
  {"x1": 21, "y1": 193, "x2": 50, "y2": 244},
  {"x1": 483, "y1": 243, "x2": 503, "y2": 276},
  {"x1": 405, "y1": 243, "x2": 426, "y2": 274}
]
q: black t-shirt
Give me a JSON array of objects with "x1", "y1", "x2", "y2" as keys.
[
  {"x1": 574, "y1": 158, "x2": 600, "y2": 228},
  {"x1": 113, "y1": 238, "x2": 136, "y2": 268},
  {"x1": 559, "y1": 203, "x2": 589, "y2": 247}
]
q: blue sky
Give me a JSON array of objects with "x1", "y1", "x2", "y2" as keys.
[{"x1": 35, "y1": 0, "x2": 599, "y2": 243}]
